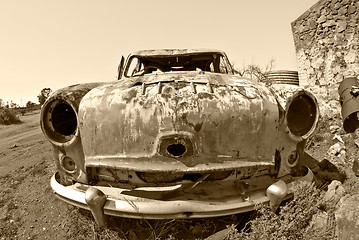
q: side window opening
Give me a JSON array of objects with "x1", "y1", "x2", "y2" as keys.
[
  {"x1": 209, "y1": 62, "x2": 215, "y2": 72},
  {"x1": 210, "y1": 55, "x2": 221, "y2": 73},
  {"x1": 219, "y1": 56, "x2": 228, "y2": 74},
  {"x1": 126, "y1": 57, "x2": 145, "y2": 77}
]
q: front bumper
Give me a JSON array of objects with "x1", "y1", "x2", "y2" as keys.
[{"x1": 50, "y1": 169, "x2": 313, "y2": 225}]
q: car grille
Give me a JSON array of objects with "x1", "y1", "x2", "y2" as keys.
[{"x1": 87, "y1": 165, "x2": 272, "y2": 188}]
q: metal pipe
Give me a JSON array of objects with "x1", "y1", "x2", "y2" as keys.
[{"x1": 338, "y1": 77, "x2": 359, "y2": 133}]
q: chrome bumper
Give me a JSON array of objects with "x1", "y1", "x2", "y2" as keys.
[{"x1": 50, "y1": 169, "x2": 313, "y2": 225}]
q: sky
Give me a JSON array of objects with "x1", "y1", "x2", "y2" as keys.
[{"x1": 0, "y1": 0, "x2": 318, "y2": 106}]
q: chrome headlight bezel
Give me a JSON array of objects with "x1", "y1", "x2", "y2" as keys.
[{"x1": 41, "y1": 99, "x2": 79, "y2": 146}]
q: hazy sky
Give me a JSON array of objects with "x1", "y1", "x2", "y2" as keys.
[{"x1": 0, "y1": 0, "x2": 318, "y2": 106}]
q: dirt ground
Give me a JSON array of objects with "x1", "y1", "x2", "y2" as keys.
[
  {"x1": 0, "y1": 110, "x2": 357, "y2": 239},
  {"x1": 0, "y1": 110, "x2": 80, "y2": 239}
]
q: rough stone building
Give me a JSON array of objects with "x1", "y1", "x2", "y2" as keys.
[{"x1": 292, "y1": 0, "x2": 359, "y2": 116}]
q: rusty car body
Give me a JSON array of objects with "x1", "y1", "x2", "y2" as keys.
[{"x1": 40, "y1": 49, "x2": 319, "y2": 225}]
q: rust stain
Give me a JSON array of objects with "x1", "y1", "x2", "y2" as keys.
[
  {"x1": 41, "y1": 49, "x2": 320, "y2": 220},
  {"x1": 122, "y1": 88, "x2": 138, "y2": 103}
]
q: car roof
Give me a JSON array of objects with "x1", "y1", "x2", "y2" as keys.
[{"x1": 129, "y1": 49, "x2": 226, "y2": 57}]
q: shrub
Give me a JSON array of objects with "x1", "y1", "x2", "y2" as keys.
[
  {"x1": 0, "y1": 108, "x2": 21, "y2": 125},
  {"x1": 239, "y1": 182, "x2": 325, "y2": 240}
]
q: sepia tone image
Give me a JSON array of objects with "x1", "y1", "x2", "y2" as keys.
[{"x1": 1, "y1": 0, "x2": 359, "y2": 239}]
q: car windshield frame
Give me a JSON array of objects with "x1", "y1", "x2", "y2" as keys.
[{"x1": 123, "y1": 51, "x2": 234, "y2": 77}]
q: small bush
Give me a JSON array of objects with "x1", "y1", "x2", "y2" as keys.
[
  {"x1": 239, "y1": 182, "x2": 325, "y2": 240},
  {"x1": 0, "y1": 108, "x2": 21, "y2": 125}
]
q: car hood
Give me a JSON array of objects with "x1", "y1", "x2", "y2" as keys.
[
  {"x1": 78, "y1": 72, "x2": 280, "y2": 171},
  {"x1": 129, "y1": 71, "x2": 244, "y2": 85}
]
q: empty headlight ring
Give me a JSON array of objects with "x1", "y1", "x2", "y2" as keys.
[
  {"x1": 41, "y1": 99, "x2": 79, "y2": 146},
  {"x1": 285, "y1": 90, "x2": 319, "y2": 140}
]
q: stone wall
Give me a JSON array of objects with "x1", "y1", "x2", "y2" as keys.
[{"x1": 292, "y1": 0, "x2": 359, "y2": 116}]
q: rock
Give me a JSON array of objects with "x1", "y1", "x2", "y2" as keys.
[
  {"x1": 308, "y1": 19, "x2": 317, "y2": 29},
  {"x1": 332, "y1": 134, "x2": 344, "y2": 144},
  {"x1": 334, "y1": 3, "x2": 341, "y2": 10},
  {"x1": 336, "y1": 21, "x2": 348, "y2": 33},
  {"x1": 301, "y1": 11, "x2": 311, "y2": 20},
  {"x1": 317, "y1": 15, "x2": 327, "y2": 23},
  {"x1": 308, "y1": 211, "x2": 329, "y2": 232},
  {"x1": 344, "y1": 51, "x2": 357, "y2": 63},
  {"x1": 329, "y1": 125, "x2": 340, "y2": 134},
  {"x1": 323, "y1": 19, "x2": 336, "y2": 27},
  {"x1": 340, "y1": 133, "x2": 352, "y2": 143},
  {"x1": 353, "y1": 158, "x2": 359, "y2": 176},
  {"x1": 348, "y1": 5, "x2": 356, "y2": 14},
  {"x1": 9, "y1": 144, "x2": 18, "y2": 149},
  {"x1": 339, "y1": 149, "x2": 346, "y2": 156},
  {"x1": 327, "y1": 142, "x2": 345, "y2": 156},
  {"x1": 323, "y1": 180, "x2": 346, "y2": 204},
  {"x1": 298, "y1": 24, "x2": 306, "y2": 33},
  {"x1": 335, "y1": 194, "x2": 359, "y2": 240},
  {"x1": 338, "y1": 6, "x2": 348, "y2": 15},
  {"x1": 0, "y1": 205, "x2": 8, "y2": 220},
  {"x1": 352, "y1": 128, "x2": 359, "y2": 138}
]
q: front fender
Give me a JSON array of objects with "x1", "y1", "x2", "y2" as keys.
[{"x1": 40, "y1": 82, "x2": 107, "y2": 184}]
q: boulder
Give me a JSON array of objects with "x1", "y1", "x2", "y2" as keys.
[
  {"x1": 323, "y1": 180, "x2": 346, "y2": 204},
  {"x1": 336, "y1": 21, "x2": 348, "y2": 33},
  {"x1": 335, "y1": 194, "x2": 359, "y2": 240},
  {"x1": 348, "y1": 5, "x2": 356, "y2": 14},
  {"x1": 327, "y1": 142, "x2": 346, "y2": 159},
  {"x1": 307, "y1": 211, "x2": 329, "y2": 233}
]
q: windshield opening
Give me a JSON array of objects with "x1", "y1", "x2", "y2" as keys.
[{"x1": 124, "y1": 53, "x2": 233, "y2": 77}]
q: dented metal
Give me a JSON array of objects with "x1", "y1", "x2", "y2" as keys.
[
  {"x1": 40, "y1": 49, "x2": 320, "y2": 223},
  {"x1": 338, "y1": 77, "x2": 359, "y2": 133},
  {"x1": 79, "y1": 75, "x2": 280, "y2": 168}
]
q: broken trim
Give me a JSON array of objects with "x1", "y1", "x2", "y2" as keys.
[
  {"x1": 50, "y1": 167, "x2": 313, "y2": 224},
  {"x1": 51, "y1": 172, "x2": 269, "y2": 220}
]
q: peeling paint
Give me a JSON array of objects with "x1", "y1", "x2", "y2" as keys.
[
  {"x1": 79, "y1": 73, "x2": 280, "y2": 167},
  {"x1": 41, "y1": 49, "x2": 320, "y2": 220}
]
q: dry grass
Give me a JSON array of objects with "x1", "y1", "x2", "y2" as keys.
[
  {"x1": 64, "y1": 211, "x2": 251, "y2": 240},
  {"x1": 71, "y1": 179, "x2": 343, "y2": 240},
  {"x1": 236, "y1": 182, "x2": 326, "y2": 240}
]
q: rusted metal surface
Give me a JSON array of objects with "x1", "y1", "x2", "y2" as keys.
[
  {"x1": 40, "y1": 49, "x2": 320, "y2": 223},
  {"x1": 50, "y1": 167, "x2": 314, "y2": 221},
  {"x1": 79, "y1": 74, "x2": 279, "y2": 167},
  {"x1": 266, "y1": 70, "x2": 299, "y2": 86},
  {"x1": 338, "y1": 77, "x2": 359, "y2": 133},
  {"x1": 129, "y1": 49, "x2": 227, "y2": 57},
  {"x1": 40, "y1": 82, "x2": 106, "y2": 184}
]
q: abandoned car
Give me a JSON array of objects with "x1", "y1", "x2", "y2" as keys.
[{"x1": 40, "y1": 49, "x2": 319, "y2": 225}]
